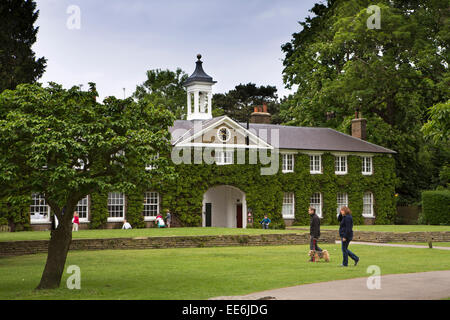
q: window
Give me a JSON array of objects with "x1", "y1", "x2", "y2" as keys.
[
  {"x1": 30, "y1": 193, "x2": 50, "y2": 223},
  {"x1": 76, "y1": 196, "x2": 89, "y2": 222},
  {"x1": 282, "y1": 193, "x2": 295, "y2": 218},
  {"x1": 335, "y1": 156, "x2": 347, "y2": 174},
  {"x1": 310, "y1": 193, "x2": 322, "y2": 218},
  {"x1": 143, "y1": 192, "x2": 159, "y2": 220},
  {"x1": 309, "y1": 155, "x2": 321, "y2": 174},
  {"x1": 108, "y1": 192, "x2": 125, "y2": 221},
  {"x1": 337, "y1": 193, "x2": 348, "y2": 215},
  {"x1": 217, "y1": 127, "x2": 231, "y2": 142},
  {"x1": 215, "y1": 150, "x2": 233, "y2": 165},
  {"x1": 282, "y1": 154, "x2": 294, "y2": 173},
  {"x1": 363, "y1": 192, "x2": 374, "y2": 217},
  {"x1": 362, "y1": 157, "x2": 373, "y2": 175}
]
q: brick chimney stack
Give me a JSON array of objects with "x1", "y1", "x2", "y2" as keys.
[
  {"x1": 351, "y1": 110, "x2": 367, "y2": 140},
  {"x1": 250, "y1": 103, "x2": 271, "y2": 124}
]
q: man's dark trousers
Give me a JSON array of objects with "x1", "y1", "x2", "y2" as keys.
[{"x1": 310, "y1": 237, "x2": 322, "y2": 252}]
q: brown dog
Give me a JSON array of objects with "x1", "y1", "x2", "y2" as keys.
[{"x1": 309, "y1": 249, "x2": 330, "y2": 262}]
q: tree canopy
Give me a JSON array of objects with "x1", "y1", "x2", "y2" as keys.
[
  {"x1": 282, "y1": 0, "x2": 450, "y2": 203},
  {"x1": 213, "y1": 83, "x2": 280, "y2": 123},
  {"x1": 134, "y1": 68, "x2": 188, "y2": 120},
  {"x1": 0, "y1": 83, "x2": 175, "y2": 289},
  {"x1": 0, "y1": 0, "x2": 46, "y2": 93}
]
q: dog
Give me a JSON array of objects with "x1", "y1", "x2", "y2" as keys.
[{"x1": 309, "y1": 249, "x2": 330, "y2": 262}]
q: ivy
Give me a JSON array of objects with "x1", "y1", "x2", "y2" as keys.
[
  {"x1": 0, "y1": 194, "x2": 31, "y2": 231},
  {"x1": 90, "y1": 151, "x2": 397, "y2": 228},
  {"x1": 89, "y1": 192, "x2": 108, "y2": 229}
]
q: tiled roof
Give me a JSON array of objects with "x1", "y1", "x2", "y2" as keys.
[{"x1": 170, "y1": 118, "x2": 396, "y2": 154}]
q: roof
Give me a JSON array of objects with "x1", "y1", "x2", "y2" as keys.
[
  {"x1": 183, "y1": 54, "x2": 216, "y2": 86},
  {"x1": 169, "y1": 117, "x2": 396, "y2": 154}
]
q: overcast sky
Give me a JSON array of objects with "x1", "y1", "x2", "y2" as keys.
[{"x1": 33, "y1": 0, "x2": 318, "y2": 101}]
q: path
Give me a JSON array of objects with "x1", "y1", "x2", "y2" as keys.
[{"x1": 210, "y1": 270, "x2": 450, "y2": 300}]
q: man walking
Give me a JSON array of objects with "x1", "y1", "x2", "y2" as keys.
[{"x1": 309, "y1": 207, "x2": 322, "y2": 261}]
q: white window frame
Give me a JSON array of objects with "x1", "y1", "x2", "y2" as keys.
[
  {"x1": 335, "y1": 156, "x2": 348, "y2": 175},
  {"x1": 76, "y1": 196, "x2": 89, "y2": 223},
  {"x1": 363, "y1": 192, "x2": 374, "y2": 218},
  {"x1": 362, "y1": 156, "x2": 373, "y2": 175},
  {"x1": 310, "y1": 192, "x2": 323, "y2": 218},
  {"x1": 282, "y1": 192, "x2": 295, "y2": 219},
  {"x1": 215, "y1": 150, "x2": 233, "y2": 165},
  {"x1": 337, "y1": 192, "x2": 348, "y2": 215},
  {"x1": 107, "y1": 192, "x2": 125, "y2": 222},
  {"x1": 30, "y1": 193, "x2": 51, "y2": 224},
  {"x1": 282, "y1": 154, "x2": 294, "y2": 173},
  {"x1": 309, "y1": 155, "x2": 322, "y2": 174},
  {"x1": 143, "y1": 192, "x2": 159, "y2": 221}
]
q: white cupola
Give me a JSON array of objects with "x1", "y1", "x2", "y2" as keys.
[{"x1": 184, "y1": 54, "x2": 216, "y2": 121}]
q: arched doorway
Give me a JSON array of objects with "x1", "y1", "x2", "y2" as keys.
[{"x1": 202, "y1": 185, "x2": 246, "y2": 228}]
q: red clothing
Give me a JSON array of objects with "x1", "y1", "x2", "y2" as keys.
[{"x1": 73, "y1": 216, "x2": 80, "y2": 224}]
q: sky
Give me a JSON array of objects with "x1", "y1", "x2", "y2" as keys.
[{"x1": 33, "y1": 0, "x2": 319, "y2": 101}]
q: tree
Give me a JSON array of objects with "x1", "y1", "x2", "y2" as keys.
[
  {"x1": 282, "y1": 0, "x2": 450, "y2": 203},
  {"x1": 213, "y1": 83, "x2": 279, "y2": 123},
  {"x1": 0, "y1": 83, "x2": 175, "y2": 289},
  {"x1": 134, "y1": 68, "x2": 188, "y2": 120},
  {"x1": 422, "y1": 100, "x2": 450, "y2": 144},
  {"x1": 0, "y1": 0, "x2": 46, "y2": 93}
]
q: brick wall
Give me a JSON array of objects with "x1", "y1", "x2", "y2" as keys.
[
  {"x1": 0, "y1": 232, "x2": 336, "y2": 257},
  {"x1": 1, "y1": 231, "x2": 449, "y2": 258}
]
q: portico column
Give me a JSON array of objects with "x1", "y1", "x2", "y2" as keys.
[
  {"x1": 208, "y1": 92, "x2": 212, "y2": 117},
  {"x1": 194, "y1": 91, "x2": 199, "y2": 115},
  {"x1": 187, "y1": 92, "x2": 192, "y2": 116}
]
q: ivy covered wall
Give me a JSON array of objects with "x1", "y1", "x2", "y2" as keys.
[{"x1": 145, "y1": 151, "x2": 396, "y2": 228}]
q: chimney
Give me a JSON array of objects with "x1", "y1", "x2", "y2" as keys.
[
  {"x1": 250, "y1": 103, "x2": 271, "y2": 124},
  {"x1": 351, "y1": 110, "x2": 367, "y2": 140}
]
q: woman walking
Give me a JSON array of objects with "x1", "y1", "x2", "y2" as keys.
[{"x1": 338, "y1": 206, "x2": 359, "y2": 267}]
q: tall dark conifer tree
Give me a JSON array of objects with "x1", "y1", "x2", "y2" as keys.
[{"x1": 0, "y1": 0, "x2": 46, "y2": 93}]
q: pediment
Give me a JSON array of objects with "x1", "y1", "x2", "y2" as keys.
[{"x1": 174, "y1": 116, "x2": 273, "y2": 149}]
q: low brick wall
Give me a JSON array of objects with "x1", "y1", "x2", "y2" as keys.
[
  {"x1": 0, "y1": 232, "x2": 336, "y2": 257},
  {"x1": 350, "y1": 231, "x2": 450, "y2": 243},
  {"x1": 289, "y1": 228, "x2": 450, "y2": 243}
]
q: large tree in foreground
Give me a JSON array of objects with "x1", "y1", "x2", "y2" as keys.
[
  {"x1": 282, "y1": 0, "x2": 449, "y2": 203},
  {"x1": 0, "y1": 83, "x2": 175, "y2": 289},
  {"x1": 0, "y1": 0, "x2": 46, "y2": 93}
]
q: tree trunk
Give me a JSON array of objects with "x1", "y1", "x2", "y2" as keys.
[{"x1": 36, "y1": 208, "x2": 74, "y2": 290}]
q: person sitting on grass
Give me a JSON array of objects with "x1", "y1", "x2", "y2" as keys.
[
  {"x1": 156, "y1": 214, "x2": 166, "y2": 228},
  {"x1": 260, "y1": 215, "x2": 271, "y2": 229},
  {"x1": 122, "y1": 219, "x2": 132, "y2": 230}
]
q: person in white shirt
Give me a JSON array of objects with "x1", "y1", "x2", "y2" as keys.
[
  {"x1": 122, "y1": 219, "x2": 132, "y2": 230},
  {"x1": 156, "y1": 214, "x2": 166, "y2": 228}
]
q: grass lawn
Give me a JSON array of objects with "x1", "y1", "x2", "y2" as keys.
[
  {"x1": 0, "y1": 227, "x2": 303, "y2": 242},
  {"x1": 1, "y1": 244, "x2": 450, "y2": 300},
  {"x1": 289, "y1": 225, "x2": 450, "y2": 232}
]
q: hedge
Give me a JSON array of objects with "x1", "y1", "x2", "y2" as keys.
[{"x1": 422, "y1": 190, "x2": 450, "y2": 225}]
